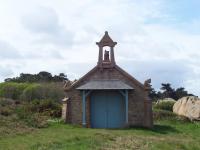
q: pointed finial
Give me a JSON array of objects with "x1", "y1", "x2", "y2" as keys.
[{"x1": 96, "y1": 31, "x2": 117, "y2": 47}]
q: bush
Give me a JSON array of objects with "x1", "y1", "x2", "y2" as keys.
[
  {"x1": 153, "y1": 100, "x2": 176, "y2": 111},
  {"x1": 32, "y1": 99, "x2": 62, "y2": 117},
  {"x1": 0, "y1": 98, "x2": 15, "y2": 116},
  {"x1": 0, "y1": 82, "x2": 64, "y2": 102},
  {"x1": 0, "y1": 98, "x2": 14, "y2": 107},
  {"x1": 25, "y1": 113, "x2": 49, "y2": 128},
  {"x1": 15, "y1": 104, "x2": 49, "y2": 128},
  {"x1": 0, "y1": 107, "x2": 13, "y2": 116},
  {"x1": 20, "y1": 83, "x2": 64, "y2": 102},
  {"x1": 153, "y1": 109, "x2": 191, "y2": 123},
  {"x1": 153, "y1": 109, "x2": 177, "y2": 120},
  {"x1": 15, "y1": 99, "x2": 62, "y2": 119},
  {"x1": 20, "y1": 84, "x2": 44, "y2": 101},
  {"x1": 40, "y1": 83, "x2": 64, "y2": 101},
  {"x1": 0, "y1": 82, "x2": 29, "y2": 100}
]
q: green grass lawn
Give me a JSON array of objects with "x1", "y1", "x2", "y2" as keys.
[{"x1": 0, "y1": 120, "x2": 200, "y2": 150}]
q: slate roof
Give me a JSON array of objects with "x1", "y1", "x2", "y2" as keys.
[{"x1": 76, "y1": 80, "x2": 134, "y2": 90}]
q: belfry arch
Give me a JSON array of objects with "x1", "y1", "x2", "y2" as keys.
[{"x1": 96, "y1": 31, "x2": 117, "y2": 68}]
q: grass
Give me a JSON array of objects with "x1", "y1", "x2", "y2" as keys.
[
  {"x1": 0, "y1": 120, "x2": 200, "y2": 150},
  {"x1": 1, "y1": 98, "x2": 199, "y2": 150}
]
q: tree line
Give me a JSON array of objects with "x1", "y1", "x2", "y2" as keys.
[
  {"x1": 4, "y1": 71, "x2": 195, "y2": 100},
  {"x1": 149, "y1": 83, "x2": 195, "y2": 101},
  {"x1": 5, "y1": 71, "x2": 68, "y2": 83}
]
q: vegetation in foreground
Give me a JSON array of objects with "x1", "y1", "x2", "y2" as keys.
[
  {"x1": 0, "y1": 96, "x2": 200, "y2": 150},
  {"x1": 0, "y1": 119, "x2": 200, "y2": 150}
]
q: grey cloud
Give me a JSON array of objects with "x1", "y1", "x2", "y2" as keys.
[
  {"x1": 63, "y1": 62, "x2": 96, "y2": 80},
  {"x1": 0, "y1": 40, "x2": 22, "y2": 59},
  {"x1": 119, "y1": 59, "x2": 190, "y2": 90},
  {"x1": 49, "y1": 50, "x2": 64, "y2": 59},
  {"x1": 22, "y1": 6, "x2": 59, "y2": 34},
  {"x1": 23, "y1": 49, "x2": 64, "y2": 60},
  {"x1": 0, "y1": 66, "x2": 14, "y2": 81},
  {"x1": 35, "y1": 30, "x2": 73, "y2": 47},
  {"x1": 21, "y1": 6, "x2": 73, "y2": 47}
]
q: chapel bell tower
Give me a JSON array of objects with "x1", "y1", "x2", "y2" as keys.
[{"x1": 96, "y1": 31, "x2": 117, "y2": 68}]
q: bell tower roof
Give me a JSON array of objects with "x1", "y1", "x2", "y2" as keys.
[
  {"x1": 96, "y1": 31, "x2": 117, "y2": 47},
  {"x1": 96, "y1": 31, "x2": 117, "y2": 68}
]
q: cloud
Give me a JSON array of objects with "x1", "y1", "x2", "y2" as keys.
[
  {"x1": 185, "y1": 79, "x2": 200, "y2": 96},
  {"x1": 21, "y1": 6, "x2": 73, "y2": 47},
  {"x1": 0, "y1": 40, "x2": 22, "y2": 59},
  {"x1": 0, "y1": 65, "x2": 14, "y2": 81},
  {"x1": 0, "y1": 0, "x2": 199, "y2": 96},
  {"x1": 118, "y1": 59, "x2": 190, "y2": 87},
  {"x1": 22, "y1": 7, "x2": 59, "y2": 34}
]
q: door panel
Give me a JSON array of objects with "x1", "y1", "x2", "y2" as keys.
[
  {"x1": 90, "y1": 91, "x2": 125, "y2": 128},
  {"x1": 90, "y1": 91, "x2": 107, "y2": 128},
  {"x1": 107, "y1": 92, "x2": 125, "y2": 128}
]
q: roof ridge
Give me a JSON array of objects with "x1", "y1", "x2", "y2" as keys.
[
  {"x1": 65, "y1": 65, "x2": 98, "y2": 90},
  {"x1": 114, "y1": 65, "x2": 144, "y2": 89},
  {"x1": 90, "y1": 79, "x2": 120, "y2": 81}
]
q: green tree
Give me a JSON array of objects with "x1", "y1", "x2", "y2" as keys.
[
  {"x1": 4, "y1": 71, "x2": 67, "y2": 83},
  {"x1": 38, "y1": 71, "x2": 52, "y2": 82},
  {"x1": 160, "y1": 83, "x2": 176, "y2": 99}
]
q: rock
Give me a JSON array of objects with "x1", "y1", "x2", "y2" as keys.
[{"x1": 173, "y1": 96, "x2": 200, "y2": 121}]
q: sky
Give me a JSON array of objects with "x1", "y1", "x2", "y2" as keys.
[{"x1": 0, "y1": 0, "x2": 200, "y2": 96}]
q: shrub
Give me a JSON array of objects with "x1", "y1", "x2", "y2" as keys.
[
  {"x1": 15, "y1": 104, "x2": 49, "y2": 128},
  {"x1": 20, "y1": 83, "x2": 64, "y2": 102},
  {"x1": 0, "y1": 107, "x2": 13, "y2": 116},
  {"x1": 32, "y1": 99, "x2": 62, "y2": 117},
  {"x1": 153, "y1": 109, "x2": 177, "y2": 120},
  {"x1": 154, "y1": 100, "x2": 176, "y2": 111},
  {"x1": 15, "y1": 99, "x2": 62, "y2": 119},
  {"x1": 39, "y1": 83, "x2": 64, "y2": 101},
  {"x1": 0, "y1": 82, "x2": 29, "y2": 100},
  {"x1": 0, "y1": 82, "x2": 64, "y2": 102},
  {"x1": 25, "y1": 113, "x2": 49, "y2": 128},
  {"x1": 153, "y1": 109, "x2": 191, "y2": 123},
  {"x1": 14, "y1": 105, "x2": 28, "y2": 119},
  {"x1": 0, "y1": 98, "x2": 15, "y2": 116},
  {"x1": 20, "y1": 84, "x2": 44, "y2": 101},
  {"x1": 0, "y1": 98, "x2": 14, "y2": 106}
]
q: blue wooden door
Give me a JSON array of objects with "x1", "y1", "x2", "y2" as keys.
[{"x1": 90, "y1": 91, "x2": 125, "y2": 128}]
